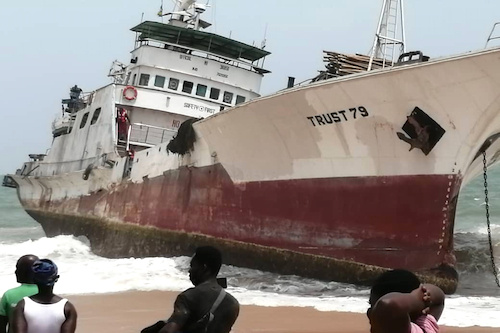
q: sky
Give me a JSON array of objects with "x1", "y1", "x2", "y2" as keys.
[{"x1": 1, "y1": 0, "x2": 500, "y2": 174}]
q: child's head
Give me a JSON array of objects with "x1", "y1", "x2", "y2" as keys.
[{"x1": 368, "y1": 269, "x2": 420, "y2": 314}]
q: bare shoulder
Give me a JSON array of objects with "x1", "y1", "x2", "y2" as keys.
[
  {"x1": 224, "y1": 292, "x2": 240, "y2": 315},
  {"x1": 61, "y1": 301, "x2": 78, "y2": 333},
  {"x1": 64, "y1": 301, "x2": 77, "y2": 316},
  {"x1": 13, "y1": 299, "x2": 26, "y2": 317},
  {"x1": 226, "y1": 292, "x2": 239, "y2": 307},
  {"x1": 14, "y1": 299, "x2": 26, "y2": 310}
]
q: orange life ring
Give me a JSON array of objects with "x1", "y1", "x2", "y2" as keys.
[{"x1": 123, "y1": 86, "x2": 138, "y2": 101}]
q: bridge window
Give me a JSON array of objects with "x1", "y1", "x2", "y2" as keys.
[
  {"x1": 80, "y1": 112, "x2": 89, "y2": 129},
  {"x1": 90, "y1": 108, "x2": 101, "y2": 125},
  {"x1": 210, "y1": 88, "x2": 220, "y2": 100},
  {"x1": 182, "y1": 81, "x2": 193, "y2": 94},
  {"x1": 154, "y1": 75, "x2": 165, "y2": 88},
  {"x1": 139, "y1": 74, "x2": 150, "y2": 86},
  {"x1": 223, "y1": 91, "x2": 234, "y2": 104},
  {"x1": 168, "y1": 78, "x2": 179, "y2": 90},
  {"x1": 196, "y1": 84, "x2": 207, "y2": 97},
  {"x1": 236, "y1": 95, "x2": 246, "y2": 105}
]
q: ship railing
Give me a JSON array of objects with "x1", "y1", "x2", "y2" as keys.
[
  {"x1": 486, "y1": 22, "x2": 500, "y2": 48},
  {"x1": 129, "y1": 123, "x2": 177, "y2": 147},
  {"x1": 137, "y1": 41, "x2": 258, "y2": 73},
  {"x1": 81, "y1": 91, "x2": 95, "y2": 105},
  {"x1": 52, "y1": 113, "x2": 75, "y2": 130}
]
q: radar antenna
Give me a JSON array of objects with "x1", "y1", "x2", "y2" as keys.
[
  {"x1": 108, "y1": 60, "x2": 128, "y2": 84},
  {"x1": 162, "y1": 0, "x2": 211, "y2": 30}
]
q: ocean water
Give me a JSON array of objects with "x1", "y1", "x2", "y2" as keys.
[{"x1": 1, "y1": 172, "x2": 500, "y2": 328}]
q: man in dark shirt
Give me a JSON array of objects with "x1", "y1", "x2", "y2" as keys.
[{"x1": 158, "y1": 246, "x2": 239, "y2": 333}]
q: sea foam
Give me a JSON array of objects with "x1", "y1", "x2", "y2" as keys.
[{"x1": 1, "y1": 235, "x2": 499, "y2": 328}]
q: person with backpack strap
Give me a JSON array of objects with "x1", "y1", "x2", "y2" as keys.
[{"x1": 142, "y1": 246, "x2": 239, "y2": 333}]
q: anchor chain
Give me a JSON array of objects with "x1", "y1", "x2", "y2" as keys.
[{"x1": 482, "y1": 151, "x2": 500, "y2": 287}]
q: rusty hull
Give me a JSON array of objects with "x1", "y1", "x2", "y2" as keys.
[
  {"x1": 26, "y1": 209, "x2": 458, "y2": 293},
  {"x1": 15, "y1": 163, "x2": 461, "y2": 294}
]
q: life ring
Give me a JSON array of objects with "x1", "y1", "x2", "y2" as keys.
[{"x1": 123, "y1": 86, "x2": 138, "y2": 101}]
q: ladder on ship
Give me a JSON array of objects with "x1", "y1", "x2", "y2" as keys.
[
  {"x1": 116, "y1": 143, "x2": 128, "y2": 157},
  {"x1": 368, "y1": 0, "x2": 406, "y2": 71},
  {"x1": 116, "y1": 123, "x2": 132, "y2": 158},
  {"x1": 485, "y1": 22, "x2": 500, "y2": 48}
]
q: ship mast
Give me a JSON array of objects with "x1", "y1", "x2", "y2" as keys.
[{"x1": 368, "y1": 0, "x2": 406, "y2": 71}]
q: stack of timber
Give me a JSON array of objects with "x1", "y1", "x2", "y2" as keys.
[{"x1": 312, "y1": 51, "x2": 391, "y2": 82}]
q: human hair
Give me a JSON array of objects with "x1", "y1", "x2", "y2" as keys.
[
  {"x1": 16, "y1": 254, "x2": 39, "y2": 283},
  {"x1": 193, "y1": 246, "x2": 222, "y2": 276},
  {"x1": 369, "y1": 269, "x2": 420, "y2": 305}
]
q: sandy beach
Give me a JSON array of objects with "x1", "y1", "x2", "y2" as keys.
[{"x1": 67, "y1": 291, "x2": 496, "y2": 333}]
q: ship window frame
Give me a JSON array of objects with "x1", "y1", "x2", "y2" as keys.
[
  {"x1": 223, "y1": 91, "x2": 234, "y2": 104},
  {"x1": 168, "y1": 78, "x2": 179, "y2": 91},
  {"x1": 139, "y1": 73, "x2": 150, "y2": 86},
  {"x1": 209, "y1": 87, "x2": 220, "y2": 100},
  {"x1": 182, "y1": 81, "x2": 194, "y2": 94},
  {"x1": 90, "y1": 108, "x2": 101, "y2": 125},
  {"x1": 154, "y1": 75, "x2": 166, "y2": 88},
  {"x1": 196, "y1": 84, "x2": 207, "y2": 97},
  {"x1": 236, "y1": 95, "x2": 246, "y2": 105},
  {"x1": 132, "y1": 74, "x2": 137, "y2": 85},
  {"x1": 79, "y1": 112, "x2": 90, "y2": 129}
]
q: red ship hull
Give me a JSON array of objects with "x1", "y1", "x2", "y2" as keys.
[{"x1": 20, "y1": 163, "x2": 460, "y2": 292}]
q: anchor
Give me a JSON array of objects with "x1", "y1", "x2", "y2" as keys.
[
  {"x1": 396, "y1": 107, "x2": 445, "y2": 155},
  {"x1": 396, "y1": 114, "x2": 431, "y2": 153}
]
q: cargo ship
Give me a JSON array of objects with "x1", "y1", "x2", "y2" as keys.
[{"x1": 5, "y1": 0, "x2": 500, "y2": 293}]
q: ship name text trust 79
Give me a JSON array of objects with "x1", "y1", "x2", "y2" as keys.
[{"x1": 307, "y1": 106, "x2": 370, "y2": 126}]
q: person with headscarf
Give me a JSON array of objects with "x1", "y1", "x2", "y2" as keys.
[
  {"x1": 0, "y1": 255, "x2": 39, "y2": 333},
  {"x1": 11, "y1": 259, "x2": 77, "y2": 333}
]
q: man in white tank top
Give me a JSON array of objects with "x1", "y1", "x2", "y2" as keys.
[{"x1": 11, "y1": 259, "x2": 77, "y2": 333}]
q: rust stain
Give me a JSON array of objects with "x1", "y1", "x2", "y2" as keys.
[
  {"x1": 16, "y1": 163, "x2": 463, "y2": 294},
  {"x1": 26, "y1": 209, "x2": 458, "y2": 294}
]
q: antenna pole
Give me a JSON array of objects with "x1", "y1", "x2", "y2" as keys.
[
  {"x1": 161, "y1": 0, "x2": 164, "y2": 23},
  {"x1": 400, "y1": 0, "x2": 406, "y2": 53},
  {"x1": 368, "y1": 0, "x2": 406, "y2": 71},
  {"x1": 368, "y1": 1, "x2": 387, "y2": 71},
  {"x1": 262, "y1": 23, "x2": 268, "y2": 48}
]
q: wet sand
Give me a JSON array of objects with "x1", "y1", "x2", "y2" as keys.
[{"x1": 68, "y1": 291, "x2": 496, "y2": 333}]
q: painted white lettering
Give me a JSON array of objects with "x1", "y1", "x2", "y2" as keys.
[{"x1": 184, "y1": 103, "x2": 216, "y2": 114}]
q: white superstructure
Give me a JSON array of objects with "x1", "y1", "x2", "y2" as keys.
[{"x1": 23, "y1": 0, "x2": 270, "y2": 177}]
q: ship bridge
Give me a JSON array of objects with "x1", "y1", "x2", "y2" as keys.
[
  {"x1": 115, "y1": 21, "x2": 272, "y2": 155},
  {"x1": 131, "y1": 21, "x2": 271, "y2": 73}
]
